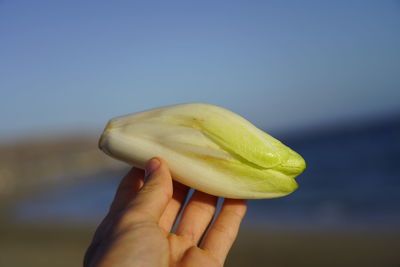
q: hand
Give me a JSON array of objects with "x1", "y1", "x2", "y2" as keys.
[{"x1": 84, "y1": 157, "x2": 247, "y2": 267}]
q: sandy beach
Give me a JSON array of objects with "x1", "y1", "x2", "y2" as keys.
[{"x1": 1, "y1": 222, "x2": 399, "y2": 267}]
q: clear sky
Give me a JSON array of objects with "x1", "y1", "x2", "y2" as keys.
[{"x1": 1, "y1": 0, "x2": 399, "y2": 140}]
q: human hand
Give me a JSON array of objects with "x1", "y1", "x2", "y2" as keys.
[{"x1": 84, "y1": 157, "x2": 247, "y2": 267}]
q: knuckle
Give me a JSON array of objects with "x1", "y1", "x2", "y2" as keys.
[
  {"x1": 212, "y1": 223, "x2": 235, "y2": 243},
  {"x1": 190, "y1": 201, "x2": 216, "y2": 217},
  {"x1": 225, "y1": 209, "x2": 245, "y2": 220}
]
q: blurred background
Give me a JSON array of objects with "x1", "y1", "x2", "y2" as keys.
[{"x1": 1, "y1": 0, "x2": 400, "y2": 266}]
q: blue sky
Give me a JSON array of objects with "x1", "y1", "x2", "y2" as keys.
[{"x1": 1, "y1": 0, "x2": 399, "y2": 140}]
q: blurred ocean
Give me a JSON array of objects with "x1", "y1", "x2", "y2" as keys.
[{"x1": 12, "y1": 117, "x2": 400, "y2": 230}]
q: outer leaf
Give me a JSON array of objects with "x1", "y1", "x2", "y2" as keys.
[{"x1": 99, "y1": 103, "x2": 306, "y2": 199}]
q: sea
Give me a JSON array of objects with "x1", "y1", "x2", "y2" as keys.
[{"x1": 13, "y1": 116, "x2": 400, "y2": 231}]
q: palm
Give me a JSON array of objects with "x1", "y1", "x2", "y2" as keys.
[
  {"x1": 84, "y1": 162, "x2": 246, "y2": 267},
  {"x1": 148, "y1": 180, "x2": 244, "y2": 267},
  {"x1": 167, "y1": 233, "x2": 220, "y2": 267}
]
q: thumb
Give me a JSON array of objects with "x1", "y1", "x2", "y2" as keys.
[{"x1": 130, "y1": 157, "x2": 173, "y2": 222}]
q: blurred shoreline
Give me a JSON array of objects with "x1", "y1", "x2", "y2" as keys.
[
  {"x1": 2, "y1": 114, "x2": 400, "y2": 225},
  {"x1": 2, "y1": 113, "x2": 399, "y2": 199},
  {"x1": 0, "y1": 135, "x2": 126, "y2": 203}
]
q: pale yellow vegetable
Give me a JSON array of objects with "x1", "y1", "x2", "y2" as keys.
[{"x1": 99, "y1": 103, "x2": 306, "y2": 199}]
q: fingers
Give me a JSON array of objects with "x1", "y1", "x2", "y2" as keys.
[
  {"x1": 202, "y1": 199, "x2": 247, "y2": 264},
  {"x1": 176, "y1": 191, "x2": 218, "y2": 244},
  {"x1": 159, "y1": 181, "x2": 190, "y2": 233},
  {"x1": 123, "y1": 157, "x2": 173, "y2": 223}
]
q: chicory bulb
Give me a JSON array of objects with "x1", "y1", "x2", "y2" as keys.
[{"x1": 99, "y1": 103, "x2": 306, "y2": 199}]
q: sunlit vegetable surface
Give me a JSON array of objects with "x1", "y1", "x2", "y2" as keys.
[{"x1": 99, "y1": 103, "x2": 306, "y2": 199}]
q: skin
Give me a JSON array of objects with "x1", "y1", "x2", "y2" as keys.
[{"x1": 84, "y1": 157, "x2": 247, "y2": 267}]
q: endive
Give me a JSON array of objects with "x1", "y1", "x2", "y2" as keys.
[{"x1": 99, "y1": 103, "x2": 306, "y2": 199}]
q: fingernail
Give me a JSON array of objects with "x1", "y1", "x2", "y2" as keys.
[{"x1": 145, "y1": 158, "x2": 161, "y2": 177}]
